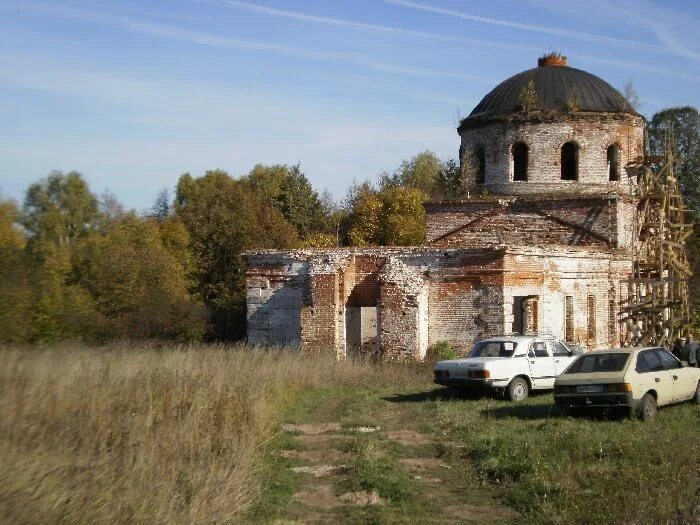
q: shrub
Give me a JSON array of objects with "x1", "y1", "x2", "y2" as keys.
[{"x1": 425, "y1": 341, "x2": 457, "y2": 362}]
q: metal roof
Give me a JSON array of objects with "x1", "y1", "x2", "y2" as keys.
[{"x1": 467, "y1": 64, "x2": 635, "y2": 120}]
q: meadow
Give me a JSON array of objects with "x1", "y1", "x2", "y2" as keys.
[{"x1": 0, "y1": 344, "x2": 698, "y2": 524}]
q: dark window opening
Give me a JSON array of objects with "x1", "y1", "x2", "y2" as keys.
[
  {"x1": 587, "y1": 295, "x2": 596, "y2": 344},
  {"x1": 512, "y1": 142, "x2": 528, "y2": 181},
  {"x1": 565, "y1": 296, "x2": 574, "y2": 342},
  {"x1": 475, "y1": 147, "x2": 486, "y2": 184},
  {"x1": 561, "y1": 141, "x2": 579, "y2": 181},
  {"x1": 513, "y1": 295, "x2": 538, "y2": 334},
  {"x1": 607, "y1": 144, "x2": 620, "y2": 181}
]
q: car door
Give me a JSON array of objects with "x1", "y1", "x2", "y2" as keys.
[
  {"x1": 551, "y1": 341, "x2": 576, "y2": 376},
  {"x1": 656, "y1": 349, "x2": 696, "y2": 401},
  {"x1": 527, "y1": 340, "x2": 556, "y2": 389},
  {"x1": 636, "y1": 350, "x2": 675, "y2": 406}
]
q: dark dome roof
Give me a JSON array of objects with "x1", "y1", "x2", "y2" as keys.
[{"x1": 467, "y1": 56, "x2": 634, "y2": 120}]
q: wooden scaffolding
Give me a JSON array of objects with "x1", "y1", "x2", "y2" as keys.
[{"x1": 621, "y1": 135, "x2": 694, "y2": 348}]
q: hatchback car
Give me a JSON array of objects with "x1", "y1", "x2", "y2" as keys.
[{"x1": 554, "y1": 347, "x2": 700, "y2": 420}]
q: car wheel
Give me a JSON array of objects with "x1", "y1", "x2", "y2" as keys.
[
  {"x1": 694, "y1": 381, "x2": 700, "y2": 404},
  {"x1": 638, "y1": 393, "x2": 657, "y2": 421},
  {"x1": 507, "y1": 377, "x2": 529, "y2": 402}
]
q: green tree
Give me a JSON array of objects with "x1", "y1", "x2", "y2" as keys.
[
  {"x1": 74, "y1": 214, "x2": 206, "y2": 341},
  {"x1": 22, "y1": 171, "x2": 99, "y2": 252},
  {"x1": 382, "y1": 151, "x2": 442, "y2": 195},
  {"x1": 648, "y1": 107, "x2": 700, "y2": 215},
  {"x1": 246, "y1": 164, "x2": 327, "y2": 238},
  {"x1": 0, "y1": 197, "x2": 32, "y2": 342},
  {"x1": 175, "y1": 170, "x2": 298, "y2": 340},
  {"x1": 435, "y1": 158, "x2": 462, "y2": 199}
]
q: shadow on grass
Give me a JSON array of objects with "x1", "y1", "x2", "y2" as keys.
[
  {"x1": 481, "y1": 404, "x2": 631, "y2": 421},
  {"x1": 383, "y1": 387, "x2": 493, "y2": 404}
]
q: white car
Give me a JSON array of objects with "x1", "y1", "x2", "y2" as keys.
[
  {"x1": 433, "y1": 335, "x2": 579, "y2": 401},
  {"x1": 554, "y1": 347, "x2": 700, "y2": 420}
]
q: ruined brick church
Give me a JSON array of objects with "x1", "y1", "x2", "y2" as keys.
[{"x1": 246, "y1": 55, "x2": 642, "y2": 359}]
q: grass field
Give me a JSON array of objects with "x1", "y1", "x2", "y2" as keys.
[{"x1": 1, "y1": 344, "x2": 698, "y2": 524}]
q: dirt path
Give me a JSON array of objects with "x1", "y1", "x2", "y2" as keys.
[{"x1": 269, "y1": 390, "x2": 519, "y2": 524}]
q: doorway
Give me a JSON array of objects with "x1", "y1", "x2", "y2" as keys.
[
  {"x1": 345, "y1": 306, "x2": 379, "y2": 356},
  {"x1": 512, "y1": 296, "x2": 539, "y2": 335}
]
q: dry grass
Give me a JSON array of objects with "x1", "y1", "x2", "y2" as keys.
[{"x1": 0, "y1": 343, "x2": 428, "y2": 523}]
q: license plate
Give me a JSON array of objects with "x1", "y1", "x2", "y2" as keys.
[
  {"x1": 451, "y1": 370, "x2": 470, "y2": 378},
  {"x1": 576, "y1": 385, "x2": 604, "y2": 393}
]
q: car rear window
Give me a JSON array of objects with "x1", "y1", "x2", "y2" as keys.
[
  {"x1": 469, "y1": 341, "x2": 517, "y2": 358},
  {"x1": 563, "y1": 353, "x2": 630, "y2": 374}
]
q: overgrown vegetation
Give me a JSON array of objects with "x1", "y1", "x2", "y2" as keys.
[
  {"x1": 425, "y1": 341, "x2": 458, "y2": 362},
  {"x1": 1, "y1": 345, "x2": 698, "y2": 523},
  {"x1": 0, "y1": 151, "x2": 461, "y2": 344},
  {"x1": 0, "y1": 344, "x2": 427, "y2": 523}
]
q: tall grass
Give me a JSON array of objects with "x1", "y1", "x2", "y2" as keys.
[{"x1": 0, "y1": 344, "x2": 428, "y2": 523}]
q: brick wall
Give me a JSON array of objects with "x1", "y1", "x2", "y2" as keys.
[
  {"x1": 426, "y1": 195, "x2": 635, "y2": 250},
  {"x1": 459, "y1": 114, "x2": 644, "y2": 194},
  {"x1": 245, "y1": 245, "x2": 632, "y2": 359}
]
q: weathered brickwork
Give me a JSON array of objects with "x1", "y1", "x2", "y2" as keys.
[
  {"x1": 425, "y1": 195, "x2": 635, "y2": 250},
  {"x1": 246, "y1": 246, "x2": 631, "y2": 357},
  {"x1": 459, "y1": 114, "x2": 644, "y2": 195},
  {"x1": 244, "y1": 59, "x2": 644, "y2": 360}
]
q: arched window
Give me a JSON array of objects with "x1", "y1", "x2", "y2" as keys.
[
  {"x1": 561, "y1": 141, "x2": 579, "y2": 181},
  {"x1": 512, "y1": 142, "x2": 528, "y2": 182},
  {"x1": 475, "y1": 147, "x2": 486, "y2": 184},
  {"x1": 607, "y1": 144, "x2": 620, "y2": 181}
]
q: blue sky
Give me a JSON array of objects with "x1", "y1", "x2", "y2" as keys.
[{"x1": 2, "y1": 0, "x2": 700, "y2": 211}]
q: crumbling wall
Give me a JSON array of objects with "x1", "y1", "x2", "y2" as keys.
[
  {"x1": 300, "y1": 254, "x2": 350, "y2": 357},
  {"x1": 501, "y1": 248, "x2": 632, "y2": 349},
  {"x1": 378, "y1": 257, "x2": 429, "y2": 360},
  {"x1": 426, "y1": 195, "x2": 631, "y2": 249},
  {"x1": 459, "y1": 114, "x2": 644, "y2": 194},
  {"x1": 427, "y1": 250, "x2": 505, "y2": 354},
  {"x1": 246, "y1": 255, "x2": 307, "y2": 347}
]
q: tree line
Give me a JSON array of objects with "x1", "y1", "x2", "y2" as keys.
[
  {"x1": 1, "y1": 106, "x2": 697, "y2": 344},
  {"x1": 0, "y1": 151, "x2": 461, "y2": 343}
]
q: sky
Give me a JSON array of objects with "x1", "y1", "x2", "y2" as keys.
[{"x1": 2, "y1": 0, "x2": 700, "y2": 211}]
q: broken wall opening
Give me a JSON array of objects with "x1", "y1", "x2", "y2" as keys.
[
  {"x1": 512, "y1": 295, "x2": 539, "y2": 334},
  {"x1": 345, "y1": 306, "x2": 379, "y2": 356}
]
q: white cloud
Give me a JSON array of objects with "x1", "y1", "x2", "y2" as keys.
[
  {"x1": 6, "y1": 0, "x2": 494, "y2": 83},
  {"x1": 381, "y1": 0, "x2": 669, "y2": 55}
]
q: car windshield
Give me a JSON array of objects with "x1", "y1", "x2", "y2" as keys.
[
  {"x1": 469, "y1": 341, "x2": 517, "y2": 358},
  {"x1": 564, "y1": 353, "x2": 630, "y2": 374}
]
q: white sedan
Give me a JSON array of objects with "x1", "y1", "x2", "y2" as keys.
[
  {"x1": 554, "y1": 347, "x2": 700, "y2": 420},
  {"x1": 433, "y1": 335, "x2": 579, "y2": 401}
]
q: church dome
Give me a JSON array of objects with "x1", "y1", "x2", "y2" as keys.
[{"x1": 464, "y1": 54, "x2": 634, "y2": 123}]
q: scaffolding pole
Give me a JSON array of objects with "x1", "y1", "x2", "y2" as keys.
[{"x1": 621, "y1": 133, "x2": 694, "y2": 348}]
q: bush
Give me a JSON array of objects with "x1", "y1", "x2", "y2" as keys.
[{"x1": 425, "y1": 341, "x2": 457, "y2": 362}]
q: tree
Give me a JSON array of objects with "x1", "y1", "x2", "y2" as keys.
[
  {"x1": 381, "y1": 186, "x2": 427, "y2": 246},
  {"x1": 175, "y1": 170, "x2": 298, "y2": 340},
  {"x1": 0, "y1": 196, "x2": 32, "y2": 342},
  {"x1": 347, "y1": 183, "x2": 384, "y2": 246},
  {"x1": 22, "y1": 171, "x2": 99, "y2": 252},
  {"x1": 382, "y1": 151, "x2": 442, "y2": 195},
  {"x1": 73, "y1": 214, "x2": 206, "y2": 341},
  {"x1": 648, "y1": 107, "x2": 700, "y2": 215},
  {"x1": 621, "y1": 79, "x2": 642, "y2": 112},
  {"x1": 246, "y1": 164, "x2": 327, "y2": 238},
  {"x1": 435, "y1": 158, "x2": 462, "y2": 199},
  {"x1": 150, "y1": 188, "x2": 172, "y2": 220},
  {"x1": 345, "y1": 183, "x2": 426, "y2": 247}
]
